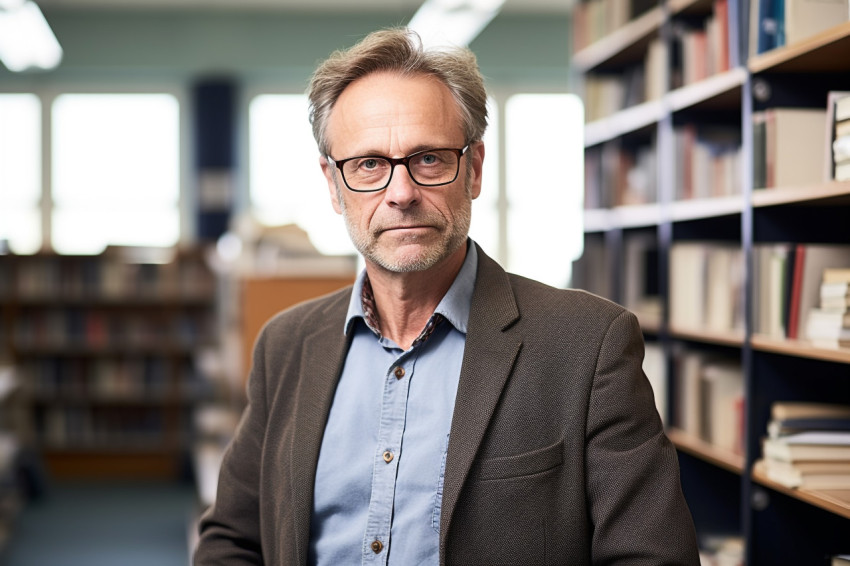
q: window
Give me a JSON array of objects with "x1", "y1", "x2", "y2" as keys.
[
  {"x1": 51, "y1": 93, "x2": 180, "y2": 254},
  {"x1": 469, "y1": 97, "x2": 500, "y2": 257},
  {"x1": 505, "y1": 94, "x2": 584, "y2": 288},
  {"x1": 0, "y1": 93, "x2": 42, "y2": 254},
  {"x1": 249, "y1": 94, "x2": 353, "y2": 256}
]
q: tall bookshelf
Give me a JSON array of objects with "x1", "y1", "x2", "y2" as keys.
[
  {"x1": 572, "y1": 1, "x2": 850, "y2": 563},
  {"x1": 0, "y1": 246, "x2": 217, "y2": 479}
]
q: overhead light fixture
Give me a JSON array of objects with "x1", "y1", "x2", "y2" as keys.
[
  {"x1": 409, "y1": 0, "x2": 506, "y2": 49},
  {"x1": 0, "y1": 0, "x2": 63, "y2": 72}
]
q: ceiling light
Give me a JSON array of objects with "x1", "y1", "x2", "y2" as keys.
[
  {"x1": 409, "y1": 0, "x2": 506, "y2": 49},
  {"x1": 0, "y1": 1, "x2": 63, "y2": 72}
]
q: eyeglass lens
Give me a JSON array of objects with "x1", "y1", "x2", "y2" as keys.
[{"x1": 341, "y1": 149, "x2": 460, "y2": 191}]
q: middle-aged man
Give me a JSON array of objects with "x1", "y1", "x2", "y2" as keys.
[{"x1": 195, "y1": 27, "x2": 700, "y2": 566}]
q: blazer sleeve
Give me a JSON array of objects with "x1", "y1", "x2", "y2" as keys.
[
  {"x1": 585, "y1": 309, "x2": 700, "y2": 566},
  {"x1": 193, "y1": 330, "x2": 269, "y2": 565}
]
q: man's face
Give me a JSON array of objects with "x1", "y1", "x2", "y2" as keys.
[{"x1": 320, "y1": 72, "x2": 484, "y2": 274}]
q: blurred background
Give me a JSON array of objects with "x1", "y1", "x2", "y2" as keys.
[{"x1": 0, "y1": 1, "x2": 583, "y2": 563}]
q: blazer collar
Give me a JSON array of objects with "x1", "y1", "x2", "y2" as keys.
[
  {"x1": 439, "y1": 244, "x2": 522, "y2": 559},
  {"x1": 290, "y1": 291, "x2": 353, "y2": 565}
]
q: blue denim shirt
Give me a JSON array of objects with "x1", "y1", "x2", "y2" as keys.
[{"x1": 308, "y1": 242, "x2": 478, "y2": 566}]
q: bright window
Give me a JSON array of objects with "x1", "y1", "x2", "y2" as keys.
[
  {"x1": 505, "y1": 94, "x2": 584, "y2": 288},
  {"x1": 469, "y1": 97, "x2": 499, "y2": 256},
  {"x1": 51, "y1": 93, "x2": 180, "y2": 254},
  {"x1": 249, "y1": 94, "x2": 353, "y2": 256},
  {"x1": 0, "y1": 93, "x2": 42, "y2": 254}
]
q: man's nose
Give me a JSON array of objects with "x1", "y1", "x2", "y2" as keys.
[{"x1": 383, "y1": 163, "x2": 421, "y2": 209}]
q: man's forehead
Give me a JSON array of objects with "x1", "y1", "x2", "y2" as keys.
[{"x1": 326, "y1": 72, "x2": 464, "y2": 154}]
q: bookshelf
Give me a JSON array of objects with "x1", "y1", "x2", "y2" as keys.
[
  {"x1": 0, "y1": 247, "x2": 217, "y2": 479},
  {"x1": 572, "y1": 0, "x2": 850, "y2": 562}
]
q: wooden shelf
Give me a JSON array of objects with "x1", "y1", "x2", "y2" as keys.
[
  {"x1": 752, "y1": 466, "x2": 850, "y2": 520},
  {"x1": 584, "y1": 68, "x2": 746, "y2": 148},
  {"x1": 572, "y1": 5, "x2": 665, "y2": 72},
  {"x1": 584, "y1": 98, "x2": 664, "y2": 147},
  {"x1": 668, "y1": 0, "x2": 714, "y2": 16},
  {"x1": 667, "y1": 428, "x2": 745, "y2": 474},
  {"x1": 669, "y1": 325, "x2": 745, "y2": 347},
  {"x1": 670, "y1": 195, "x2": 744, "y2": 222},
  {"x1": 751, "y1": 182, "x2": 850, "y2": 208},
  {"x1": 751, "y1": 335, "x2": 850, "y2": 364},
  {"x1": 582, "y1": 203, "x2": 664, "y2": 232},
  {"x1": 668, "y1": 68, "x2": 747, "y2": 112},
  {"x1": 749, "y1": 21, "x2": 850, "y2": 74}
]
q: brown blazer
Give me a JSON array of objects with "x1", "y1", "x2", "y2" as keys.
[{"x1": 195, "y1": 244, "x2": 700, "y2": 566}]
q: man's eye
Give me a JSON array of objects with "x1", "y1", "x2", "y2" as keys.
[{"x1": 361, "y1": 158, "x2": 380, "y2": 170}]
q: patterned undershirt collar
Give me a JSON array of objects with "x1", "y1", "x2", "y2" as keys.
[{"x1": 360, "y1": 273, "x2": 444, "y2": 347}]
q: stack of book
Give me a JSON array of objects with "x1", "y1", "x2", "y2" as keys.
[
  {"x1": 804, "y1": 267, "x2": 850, "y2": 348},
  {"x1": 831, "y1": 94, "x2": 850, "y2": 182},
  {"x1": 756, "y1": 401, "x2": 850, "y2": 489}
]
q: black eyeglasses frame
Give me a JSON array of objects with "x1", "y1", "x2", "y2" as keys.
[{"x1": 326, "y1": 144, "x2": 470, "y2": 193}]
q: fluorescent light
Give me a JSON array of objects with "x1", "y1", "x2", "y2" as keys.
[
  {"x1": 0, "y1": 1, "x2": 63, "y2": 72},
  {"x1": 409, "y1": 0, "x2": 506, "y2": 48}
]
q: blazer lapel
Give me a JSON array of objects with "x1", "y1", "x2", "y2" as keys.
[
  {"x1": 439, "y1": 246, "x2": 521, "y2": 558},
  {"x1": 289, "y1": 293, "x2": 352, "y2": 565}
]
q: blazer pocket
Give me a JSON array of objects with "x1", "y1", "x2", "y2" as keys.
[{"x1": 475, "y1": 438, "x2": 564, "y2": 481}]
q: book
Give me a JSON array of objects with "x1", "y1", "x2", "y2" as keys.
[
  {"x1": 784, "y1": 0, "x2": 849, "y2": 47},
  {"x1": 824, "y1": 91, "x2": 850, "y2": 180},
  {"x1": 824, "y1": 268, "x2": 850, "y2": 284},
  {"x1": 768, "y1": 416, "x2": 850, "y2": 439},
  {"x1": 756, "y1": 458, "x2": 850, "y2": 489},
  {"x1": 805, "y1": 308, "x2": 850, "y2": 340},
  {"x1": 786, "y1": 244, "x2": 850, "y2": 339},
  {"x1": 763, "y1": 432, "x2": 850, "y2": 462},
  {"x1": 771, "y1": 401, "x2": 850, "y2": 421},
  {"x1": 699, "y1": 360, "x2": 744, "y2": 452},
  {"x1": 763, "y1": 108, "x2": 828, "y2": 188}
]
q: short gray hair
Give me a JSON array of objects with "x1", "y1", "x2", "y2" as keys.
[{"x1": 307, "y1": 27, "x2": 488, "y2": 156}]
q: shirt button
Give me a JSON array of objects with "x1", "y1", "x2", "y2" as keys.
[
  {"x1": 382, "y1": 450, "x2": 394, "y2": 463},
  {"x1": 371, "y1": 539, "x2": 383, "y2": 554},
  {"x1": 393, "y1": 366, "x2": 405, "y2": 379}
]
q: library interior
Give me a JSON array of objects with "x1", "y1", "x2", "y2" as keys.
[{"x1": 1, "y1": 0, "x2": 850, "y2": 564}]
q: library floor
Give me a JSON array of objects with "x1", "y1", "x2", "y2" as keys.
[{"x1": 3, "y1": 480, "x2": 198, "y2": 566}]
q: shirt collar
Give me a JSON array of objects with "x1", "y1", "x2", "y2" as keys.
[{"x1": 344, "y1": 239, "x2": 478, "y2": 337}]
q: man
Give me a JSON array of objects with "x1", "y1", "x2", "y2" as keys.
[{"x1": 195, "y1": 28, "x2": 700, "y2": 566}]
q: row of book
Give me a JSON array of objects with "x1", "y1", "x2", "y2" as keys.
[
  {"x1": 669, "y1": 243, "x2": 745, "y2": 335},
  {"x1": 0, "y1": 254, "x2": 215, "y2": 301},
  {"x1": 571, "y1": 0, "x2": 657, "y2": 53},
  {"x1": 750, "y1": 0, "x2": 849, "y2": 57},
  {"x1": 752, "y1": 243, "x2": 850, "y2": 344},
  {"x1": 672, "y1": 350, "x2": 744, "y2": 454},
  {"x1": 18, "y1": 357, "x2": 203, "y2": 401},
  {"x1": 754, "y1": 92, "x2": 850, "y2": 190},
  {"x1": 755, "y1": 401, "x2": 850, "y2": 490},
  {"x1": 673, "y1": 124, "x2": 742, "y2": 200},
  {"x1": 13, "y1": 310, "x2": 215, "y2": 350},
  {"x1": 670, "y1": 0, "x2": 731, "y2": 87},
  {"x1": 805, "y1": 267, "x2": 850, "y2": 348},
  {"x1": 35, "y1": 405, "x2": 177, "y2": 449},
  {"x1": 584, "y1": 140, "x2": 658, "y2": 209}
]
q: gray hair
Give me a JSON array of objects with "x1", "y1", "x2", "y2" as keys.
[{"x1": 307, "y1": 27, "x2": 488, "y2": 156}]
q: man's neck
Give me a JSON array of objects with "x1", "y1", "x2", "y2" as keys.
[{"x1": 364, "y1": 243, "x2": 468, "y2": 350}]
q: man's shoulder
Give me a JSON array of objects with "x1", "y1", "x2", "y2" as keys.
[
  {"x1": 261, "y1": 285, "x2": 352, "y2": 336},
  {"x1": 506, "y1": 272, "x2": 626, "y2": 316}
]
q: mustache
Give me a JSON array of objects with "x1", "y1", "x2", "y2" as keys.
[{"x1": 371, "y1": 210, "x2": 446, "y2": 233}]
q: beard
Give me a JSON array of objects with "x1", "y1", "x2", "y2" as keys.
[{"x1": 336, "y1": 175, "x2": 472, "y2": 274}]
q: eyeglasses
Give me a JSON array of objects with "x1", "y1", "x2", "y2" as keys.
[{"x1": 327, "y1": 145, "x2": 470, "y2": 192}]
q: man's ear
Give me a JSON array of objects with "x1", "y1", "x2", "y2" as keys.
[
  {"x1": 469, "y1": 141, "x2": 485, "y2": 200},
  {"x1": 320, "y1": 156, "x2": 343, "y2": 215}
]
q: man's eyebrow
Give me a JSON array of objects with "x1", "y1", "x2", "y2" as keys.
[{"x1": 342, "y1": 143, "x2": 454, "y2": 159}]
